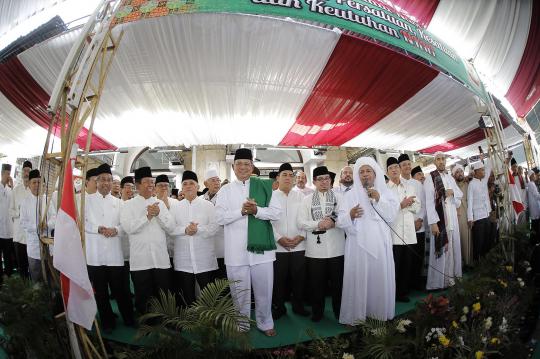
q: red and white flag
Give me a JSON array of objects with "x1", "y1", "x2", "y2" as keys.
[
  {"x1": 53, "y1": 158, "x2": 96, "y2": 330},
  {"x1": 508, "y1": 169, "x2": 525, "y2": 216}
]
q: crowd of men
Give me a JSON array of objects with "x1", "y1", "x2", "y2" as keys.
[{"x1": 0, "y1": 148, "x2": 530, "y2": 336}]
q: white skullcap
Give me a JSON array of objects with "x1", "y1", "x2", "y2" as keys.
[
  {"x1": 434, "y1": 151, "x2": 446, "y2": 159},
  {"x1": 471, "y1": 161, "x2": 484, "y2": 171},
  {"x1": 451, "y1": 164, "x2": 464, "y2": 175},
  {"x1": 112, "y1": 175, "x2": 121, "y2": 182},
  {"x1": 205, "y1": 168, "x2": 219, "y2": 181}
]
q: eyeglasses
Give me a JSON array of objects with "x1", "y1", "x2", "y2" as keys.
[{"x1": 316, "y1": 175, "x2": 331, "y2": 181}]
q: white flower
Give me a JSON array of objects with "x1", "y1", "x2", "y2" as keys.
[
  {"x1": 458, "y1": 336, "x2": 465, "y2": 346},
  {"x1": 518, "y1": 278, "x2": 525, "y2": 287},
  {"x1": 523, "y1": 260, "x2": 530, "y2": 266},
  {"x1": 396, "y1": 319, "x2": 412, "y2": 333},
  {"x1": 488, "y1": 291, "x2": 495, "y2": 297},
  {"x1": 484, "y1": 317, "x2": 493, "y2": 330},
  {"x1": 460, "y1": 315, "x2": 467, "y2": 323},
  {"x1": 463, "y1": 306, "x2": 469, "y2": 314},
  {"x1": 526, "y1": 267, "x2": 532, "y2": 273},
  {"x1": 481, "y1": 336, "x2": 487, "y2": 344},
  {"x1": 499, "y1": 317, "x2": 508, "y2": 333},
  {"x1": 342, "y1": 353, "x2": 354, "y2": 359}
]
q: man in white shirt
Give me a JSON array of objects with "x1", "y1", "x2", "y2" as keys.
[
  {"x1": 387, "y1": 157, "x2": 419, "y2": 302},
  {"x1": 467, "y1": 160, "x2": 492, "y2": 262},
  {"x1": 0, "y1": 163, "x2": 14, "y2": 282},
  {"x1": 293, "y1": 170, "x2": 314, "y2": 196},
  {"x1": 298, "y1": 166, "x2": 345, "y2": 322},
  {"x1": 111, "y1": 175, "x2": 121, "y2": 198},
  {"x1": 527, "y1": 170, "x2": 540, "y2": 244},
  {"x1": 399, "y1": 155, "x2": 427, "y2": 290},
  {"x1": 215, "y1": 148, "x2": 281, "y2": 336},
  {"x1": 271, "y1": 163, "x2": 308, "y2": 319},
  {"x1": 335, "y1": 166, "x2": 353, "y2": 195},
  {"x1": 168, "y1": 170, "x2": 219, "y2": 305},
  {"x1": 201, "y1": 168, "x2": 226, "y2": 279},
  {"x1": 19, "y1": 169, "x2": 56, "y2": 282},
  {"x1": 424, "y1": 152, "x2": 463, "y2": 289},
  {"x1": 155, "y1": 174, "x2": 176, "y2": 267},
  {"x1": 119, "y1": 176, "x2": 135, "y2": 296},
  {"x1": 120, "y1": 166, "x2": 175, "y2": 314},
  {"x1": 85, "y1": 164, "x2": 134, "y2": 331},
  {"x1": 411, "y1": 165, "x2": 430, "y2": 284},
  {"x1": 9, "y1": 160, "x2": 32, "y2": 278}
]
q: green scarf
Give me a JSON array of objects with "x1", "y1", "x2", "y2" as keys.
[{"x1": 247, "y1": 177, "x2": 277, "y2": 254}]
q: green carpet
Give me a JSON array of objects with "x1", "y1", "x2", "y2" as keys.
[{"x1": 101, "y1": 288, "x2": 440, "y2": 349}]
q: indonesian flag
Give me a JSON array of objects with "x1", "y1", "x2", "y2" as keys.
[
  {"x1": 53, "y1": 158, "x2": 96, "y2": 330},
  {"x1": 508, "y1": 169, "x2": 525, "y2": 215}
]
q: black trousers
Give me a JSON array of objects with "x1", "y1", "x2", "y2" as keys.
[
  {"x1": 131, "y1": 268, "x2": 171, "y2": 314},
  {"x1": 87, "y1": 265, "x2": 134, "y2": 328},
  {"x1": 393, "y1": 245, "x2": 412, "y2": 298},
  {"x1": 216, "y1": 258, "x2": 227, "y2": 279},
  {"x1": 14, "y1": 242, "x2": 29, "y2": 278},
  {"x1": 174, "y1": 270, "x2": 216, "y2": 306},
  {"x1": 532, "y1": 219, "x2": 540, "y2": 245},
  {"x1": 0, "y1": 238, "x2": 15, "y2": 281},
  {"x1": 273, "y1": 251, "x2": 306, "y2": 313},
  {"x1": 472, "y1": 218, "x2": 490, "y2": 261},
  {"x1": 410, "y1": 233, "x2": 426, "y2": 291},
  {"x1": 306, "y1": 256, "x2": 344, "y2": 319},
  {"x1": 122, "y1": 261, "x2": 132, "y2": 296}
]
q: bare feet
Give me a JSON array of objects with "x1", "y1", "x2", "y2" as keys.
[{"x1": 262, "y1": 328, "x2": 277, "y2": 337}]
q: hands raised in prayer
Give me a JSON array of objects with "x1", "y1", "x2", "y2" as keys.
[
  {"x1": 350, "y1": 204, "x2": 364, "y2": 220},
  {"x1": 146, "y1": 202, "x2": 160, "y2": 220},
  {"x1": 98, "y1": 226, "x2": 118, "y2": 237},
  {"x1": 185, "y1": 222, "x2": 198, "y2": 236},
  {"x1": 241, "y1": 198, "x2": 258, "y2": 216},
  {"x1": 400, "y1": 196, "x2": 416, "y2": 209}
]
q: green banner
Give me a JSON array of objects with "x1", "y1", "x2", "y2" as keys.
[{"x1": 114, "y1": 0, "x2": 488, "y2": 102}]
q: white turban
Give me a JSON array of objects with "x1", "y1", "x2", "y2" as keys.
[
  {"x1": 205, "y1": 168, "x2": 219, "y2": 181},
  {"x1": 112, "y1": 175, "x2": 121, "y2": 182},
  {"x1": 471, "y1": 161, "x2": 484, "y2": 171},
  {"x1": 451, "y1": 164, "x2": 464, "y2": 175},
  {"x1": 434, "y1": 151, "x2": 446, "y2": 159}
]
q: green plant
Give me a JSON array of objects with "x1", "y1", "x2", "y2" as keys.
[
  {"x1": 133, "y1": 278, "x2": 251, "y2": 358},
  {"x1": 356, "y1": 318, "x2": 415, "y2": 359},
  {"x1": 0, "y1": 276, "x2": 68, "y2": 358},
  {"x1": 306, "y1": 328, "x2": 351, "y2": 359}
]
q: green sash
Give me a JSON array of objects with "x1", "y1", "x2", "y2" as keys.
[{"x1": 247, "y1": 177, "x2": 277, "y2": 253}]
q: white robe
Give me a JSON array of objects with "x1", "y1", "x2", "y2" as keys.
[
  {"x1": 9, "y1": 183, "x2": 30, "y2": 244},
  {"x1": 337, "y1": 157, "x2": 399, "y2": 324},
  {"x1": 424, "y1": 171, "x2": 463, "y2": 289}
]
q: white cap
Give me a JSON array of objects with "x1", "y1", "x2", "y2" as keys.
[
  {"x1": 471, "y1": 161, "x2": 485, "y2": 171},
  {"x1": 451, "y1": 164, "x2": 464, "y2": 175},
  {"x1": 204, "y1": 168, "x2": 219, "y2": 181},
  {"x1": 112, "y1": 174, "x2": 121, "y2": 182},
  {"x1": 434, "y1": 151, "x2": 446, "y2": 159}
]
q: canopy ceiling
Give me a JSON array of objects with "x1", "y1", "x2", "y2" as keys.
[{"x1": 0, "y1": 0, "x2": 536, "y2": 160}]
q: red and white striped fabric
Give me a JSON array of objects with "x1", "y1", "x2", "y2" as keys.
[
  {"x1": 53, "y1": 158, "x2": 96, "y2": 330},
  {"x1": 0, "y1": 2, "x2": 536, "y2": 156},
  {"x1": 508, "y1": 168, "x2": 525, "y2": 216}
]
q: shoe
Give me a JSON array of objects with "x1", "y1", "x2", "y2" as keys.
[
  {"x1": 396, "y1": 296, "x2": 410, "y2": 303},
  {"x1": 292, "y1": 307, "x2": 310, "y2": 317},
  {"x1": 272, "y1": 307, "x2": 286, "y2": 320},
  {"x1": 311, "y1": 314, "x2": 323, "y2": 322}
]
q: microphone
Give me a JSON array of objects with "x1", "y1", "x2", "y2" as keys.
[{"x1": 362, "y1": 179, "x2": 375, "y2": 204}]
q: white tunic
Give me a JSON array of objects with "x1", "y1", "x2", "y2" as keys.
[
  {"x1": 19, "y1": 194, "x2": 56, "y2": 259},
  {"x1": 424, "y1": 170, "x2": 463, "y2": 289},
  {"x1": 84, "y1": 192, "x2": 124, "y2": 266},
  {"x1": 387, "y1": 180, "x2": 419, "y2": 245},
  {"x1": 0, "y1": 183, "x2": 13, "y2": 238},
  {"x1": 334, "y1": 184, "x2": 354, "y2": 196},
  {"x1": 297, "y1": 191, "x2": 345, "y2": 258},
  {"x1": 292, "y1": 185, "x2": 315, "y2": 197},
  {"x1": 527, "y1": 181, "x2": 540, "y2": 220},
  {"x1": 120, "y1": 195, "x2": 175, "y2": 271},
  {"x1": 9, "y1": 184, "x2": 30, "y2": 244},
  {"x1": 119, "y1": 199, "x2": 130, "y2": 261},
  {"x1": 467, "y1": 178, "x2": 491, "y2": 222},
  {"x1": 215, "y1": 178, "x2": 281, "y2": 266},
  {"x1": 201, "y1": 192, "x2": 225, "y2": 259},
  {"x1": 403, "y1": 177, "x2": 427, "y2": 233},
  {"x1": 271, "y1": 189, "x2": 306, "y2": 253},
  {"x1": 165, "y1": 198, "x2": 180, "y2": 258},
  {"x1": 168, "y1": 197, "x2": 219, "y2": 274}
]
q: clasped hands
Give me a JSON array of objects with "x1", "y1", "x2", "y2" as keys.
[
  {"x1": 241, "y1": 198, "x2": 258, "y2": 216},
  {"x1": 318, "y1": 217, "x2": 335, "y2": 230},
  {"x1": 185, "y1": 222, "x2": 199, "y2": 236},
  {"x1": 146, "y1": 202, "x2": 160, "y2": 220},
  {"x1": 400, "y1": 196, "x2": 416, "y2": 209},
  {"x1": 278, "y1": 235, "x2": 305, "y2": 251},
  {"x1": 98, "y1": 226, "x2": 118, "y2": 237}
]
